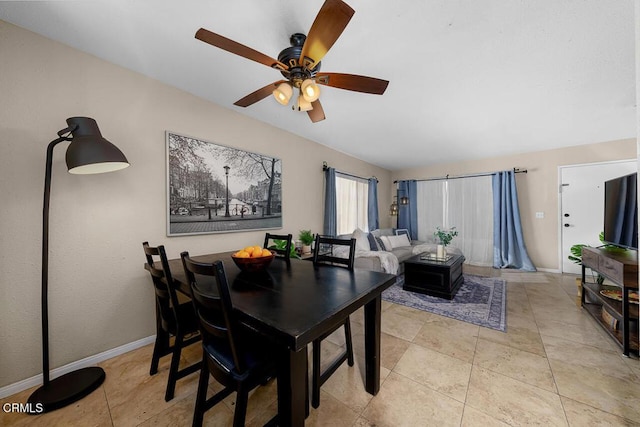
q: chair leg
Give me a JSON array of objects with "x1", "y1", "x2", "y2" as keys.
[
  {"x1": 344, "y1": 317, "x2": 354, "y2": 367},
  {"x1": 311, "y1": 340, "x2": 321, "y2": 409},
  {"x1": 150, "y1": 329, "x2": 168, "y2": 376},
  {"x1": 233, "y1": 384, "x2": 249, "y2": 427},
  {"x1": 305, "y1": 355, "x2": 310, "y2": 418},
  {"x1": 192, "y1": 362, "x2": 209, "y2": 427},
  {"x1": 165, "y1": 332, "x2": 184, "y2": 401}
]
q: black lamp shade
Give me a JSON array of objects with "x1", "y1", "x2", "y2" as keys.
[{"x1": 65, "y1": 117, "x2": 129, "y2": 174}]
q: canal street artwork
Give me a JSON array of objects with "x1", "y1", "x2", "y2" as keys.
[{"x1": 166, "y1": 132, "x2": 282, "y2": 235}]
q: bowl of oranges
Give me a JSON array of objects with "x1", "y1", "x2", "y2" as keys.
[{"x1": 231, "y1": 246, "x2": 275, "y2": 272}]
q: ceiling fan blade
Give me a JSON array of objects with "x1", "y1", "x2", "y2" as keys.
[
  {"x1": 315, "y1": 73, "x2": 389, "y2": 95},
  {"x1": 299, "y1": 0, "x2": 355, "y2": 69},
  {"x1": 307, "y1": 100, "x2": 326, "y2": 123},
  {"x1": 196, "y1": 28, "x2": 288, "y2": 71},
  {"x1": 234, "y1": 80, "x2": 287, "y2": 107}
]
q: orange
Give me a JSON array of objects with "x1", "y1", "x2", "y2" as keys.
[
  {"x1": 253, "y1": 245, "x2": 263, "y2": 254},
  {"x1": 235, "y1": 250, "x2": 250, "y2": 258},
  {"x1": 243, "y1": 246, "x2": 255, "y2": 255},
  {"x1": 261, "y1": 249, "x2": 272, "y2": 257},
  {"x1": 250, "y1": 249, "x2": 263, "y2": 258}
]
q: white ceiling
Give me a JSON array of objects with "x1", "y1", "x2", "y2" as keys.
[{"x1": 1, "y1": 0, "x2": 636, "y2": 171}]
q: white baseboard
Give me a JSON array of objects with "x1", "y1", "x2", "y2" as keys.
[
  {"x1": 537, "y1": 267, "x2": 562, "y2": 273},
  {"x1": 0, "y1": 335, "x2": 156, "y2": 400}
]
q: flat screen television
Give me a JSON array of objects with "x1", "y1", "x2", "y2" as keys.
[{"x1": 603, "y1": 172, "x2": 638, "y2": 250}]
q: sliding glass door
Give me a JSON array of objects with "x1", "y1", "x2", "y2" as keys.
[{"x1": 415, "y1": 176, "x2": 493, "y2": 266}]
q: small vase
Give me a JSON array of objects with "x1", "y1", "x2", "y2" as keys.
[
  {"x1": 436, "y1": 244, "x2": 445, "y2": 258},
  {"x1": 302, "y1": 245, "x2": 312, "y2": 255}
]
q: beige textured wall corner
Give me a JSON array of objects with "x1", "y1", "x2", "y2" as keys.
[
  {"x1": 0, "y1": 20, "x2": 391, "y2": 388},
  {"x1": 391, "y1": 139, "x2": 636, "y2": 271}
]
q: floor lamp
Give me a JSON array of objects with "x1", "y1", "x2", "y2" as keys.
[{"x1": 27, "y1": 117, "x2": 130, "y2": 413}]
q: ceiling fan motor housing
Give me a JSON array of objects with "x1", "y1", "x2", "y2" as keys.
[{"x1": 277, "y1": 33, "x2": 321, "y2": 86}]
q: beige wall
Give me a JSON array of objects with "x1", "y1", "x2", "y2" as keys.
[
  {"x1": 391, "y1": 139, "x2": 636, "y2": 271},
  {"x1": 0, "y1": 21, "x2": 392, "y2": 388}
]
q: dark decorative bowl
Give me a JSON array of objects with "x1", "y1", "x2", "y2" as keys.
[{"x1": 231, "y1": 251, "x2": 275, "y2": 272}]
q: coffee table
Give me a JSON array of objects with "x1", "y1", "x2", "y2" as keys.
[{"x1": 403, "y1": 253, "x2": 465, "y2": 299}]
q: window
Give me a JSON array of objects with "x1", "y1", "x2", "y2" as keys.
[{"x1": 336, "y1": 174, "x2": 368, "y2": 235}]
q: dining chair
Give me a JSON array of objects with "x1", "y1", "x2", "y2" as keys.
[
  {"x1": 312, "y1": 235, "x2": 356, "y2": 270},
  {"x1": 264, "y1": 232, "x2": 293, "y2": 263},
  {"x1": 142, "y1": 242, "x2": 201, "y2": 402},
  {"x1": 310, "y1": 235, "x2": 356, "y2": 408},
  {"x1": 181, "y1": 251, "x2": 278, "y2": 427}
]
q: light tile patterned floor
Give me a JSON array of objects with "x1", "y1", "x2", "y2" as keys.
[{"x1": 3, "y1": 266, "x2": 640, "y2": 426}]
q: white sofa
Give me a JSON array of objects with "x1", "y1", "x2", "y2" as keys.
[{"x1": 338, "y1": 228, "x2": 462, "y2": 275}]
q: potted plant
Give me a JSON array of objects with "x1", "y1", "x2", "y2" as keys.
[
  {"x1": 298, "y1": 230, "x2": 314, "y2": 255},
  {"x1": 269, "y1": 239, "x2": 300, "y2": 260},
  {"x1": 434, "y1": 226, "x2": 458, "y2": 247},
  {"x1": 434, "y1": 226, "x2": 458, "y2": 257}
]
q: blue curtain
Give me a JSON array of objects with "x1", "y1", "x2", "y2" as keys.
[
  {"x1": 323, "y1": 167, "x2": 337, "y2": 236},
  {"x1": 367, "y1": 178, "x2": 379, "y2": 231},
  {"x1": 492, "y1": 171, "x2": 536, "y2": 271},
  {"x1": 397, "y1": 180, "x2": 418, "y2": 240}
]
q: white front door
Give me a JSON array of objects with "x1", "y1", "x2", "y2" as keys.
[{"x1": 560, "y1": 160, "x2": 637, "y2": 274}]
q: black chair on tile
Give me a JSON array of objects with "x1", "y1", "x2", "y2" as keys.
[
  {"x1": 310, "y1": 235, "x2": 356, "y2": 409},
  {"x1": 142, "y1": 242, "x2": 201, "y2": 402},
  {"x1": 181, "y1": 251, "x2": 278, "y2": 427},
  {"x1": 264, "y1": 232, "x2": 293, "y2": 263}
]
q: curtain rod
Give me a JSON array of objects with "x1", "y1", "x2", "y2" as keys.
[
  {"x1": 322, "y1": 161, "x2": 379, "y2": 183},
  {"x1": 393, "y1": 167, "x2": 527, "y2": 184}
]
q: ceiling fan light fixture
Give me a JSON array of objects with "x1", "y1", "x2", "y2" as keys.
[
  {"x1": 273, "y1": 82, "x2": 293, "y2": 105},
  {"x1": 295, "y1": 93, "x2": 313, "y2": 112},
  {"x1": 301, "y1": 79, "x2": 320, "y2": 102}
]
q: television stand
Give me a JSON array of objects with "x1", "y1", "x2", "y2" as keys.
[{"x1": 580, "y1": 247, "x2": 638, "y2": 356}]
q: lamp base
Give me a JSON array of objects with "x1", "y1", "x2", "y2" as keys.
[{"x1": 27, "y1": 367, "x2": 105, "y2": 414}]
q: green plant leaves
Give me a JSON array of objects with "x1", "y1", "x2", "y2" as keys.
[
  {"x1": 434, "y1": 226, "x2": 458, "y2": 247},
  {"x1": 298, "y1": 230, "x2": 314, "y2": 246}
]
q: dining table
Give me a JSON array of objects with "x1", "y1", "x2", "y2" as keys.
[{"x1": 158, "y1": 251, "x2": 396, "y2": 427}]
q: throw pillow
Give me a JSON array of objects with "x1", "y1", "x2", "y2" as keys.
[
  {"x1": 375, "y1": 236, "x2": 385, "y2": 251},
  {"x1": 395, "y1": 228, "x2": 411, "y2": 242},
  {"x1": 379, "y1": 235, "x2": 392, "y2": 251},
  {"x1": 386, "y1": 234, "x2": 411, "y2": 249},
  {"x1": 366, "y1": 233, "x2": 379, "y2": 251},
  {"x1": 352, "y1": 228, "x2": 371, "y2": 252}
]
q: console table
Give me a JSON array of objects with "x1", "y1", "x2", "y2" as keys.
[{"x1": 580, "y1": 247, "x2": 638, "y2": 356}]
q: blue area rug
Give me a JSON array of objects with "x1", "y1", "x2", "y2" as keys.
[{"x1": 382, "y1": 274, "x2": 507, "y2": 332}]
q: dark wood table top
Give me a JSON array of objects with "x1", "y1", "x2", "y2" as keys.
[{"x1": 163, "y1": 251, "x2": 397, "y2": 352}]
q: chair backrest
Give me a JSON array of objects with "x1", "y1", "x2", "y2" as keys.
[
  {"x1": 312, "y1": 235, "x2": 356, "y2": 271},
  {"x1": 264, "y1": 233, "x2": 293, "y2": 261},
  {"x1": 142, "y1": 241, "x2": 181, "y2": 332},
  {"x1": 180, "y1": 251, "x2": 245, "y2": 373}
]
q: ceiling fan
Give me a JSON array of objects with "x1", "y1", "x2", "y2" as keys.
[{"x1": 195, "y1": 0, "x2": 389, "y2": 123}]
